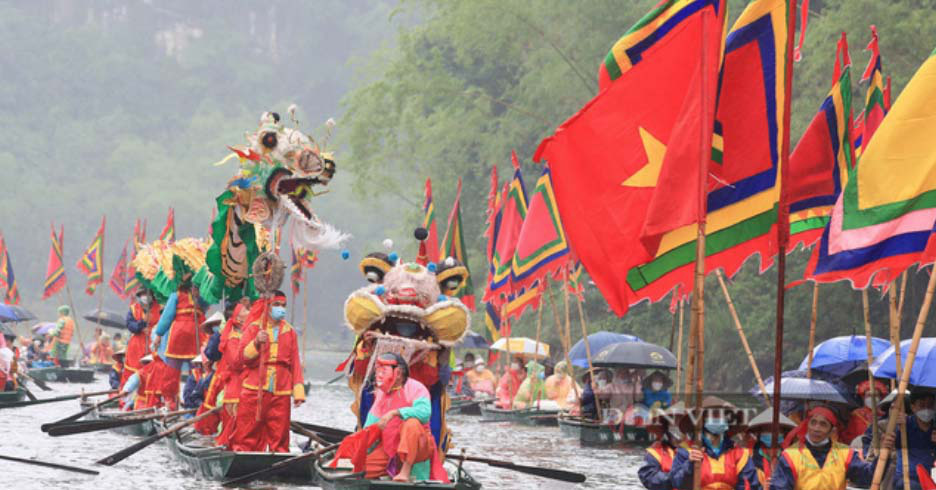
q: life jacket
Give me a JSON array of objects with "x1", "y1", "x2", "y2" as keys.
[
  {"x1": 781, "y1": 442, "x2": 853, "y2": 490},
  {"x1": 645, "y1": 441, "x2": 679, "y2": 490},
  {"x1": 56, "y1": 318, "x2": 74, "y2": 344},
  {"x1": 697, "y1": 445, "x2": 750, "y2": 490}
]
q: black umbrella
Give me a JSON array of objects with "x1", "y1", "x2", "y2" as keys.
[
  {"x1": 455, "y1": 331, "x2": 489, "y2": 349},
  {"x1": 1, "y1": 304, "x2": 36, "y2": 322},
  {"x1": 591, "y1": 341, "x2": 677, "y2": 369},
  {"x1": 82, "y1": 309, "x2": 126, "y2": 329}
]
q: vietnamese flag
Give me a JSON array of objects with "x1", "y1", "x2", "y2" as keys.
[{"x1": 534, "y1": 0, "x2": 723, "y2": 315}]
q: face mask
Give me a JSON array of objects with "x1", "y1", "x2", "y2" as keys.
[
  {"x1": 759, "y1": 434, "x2": 778, "y2": 448},
  {"x1": 537, "y1": 371, "x2": 545, "y2": 380},
  {"x1": 140, "y1": 296, "x2": 150, "y2": 306},
  {"x1": 475, "y1": 365, "x2": 484, "y2": 372},
  {"x1": 651, "y1": 381, "x2": 664, "y2": 391},
  {"x1": 511, "y1": 363, "x2": 521, "y2": 371},
  {"x1": 806, "y1": 434, "x2": 830, "y2": 447},
  {"x1": 914, "y1": 408, "x2": 935, "y2": 423},
  {"x1": 270, "y1": 306, "x2": 287, "y2": 320},
  {"x1": 668, "y1": 427, "x2": 683, "y2": 442},
  {"x1": 704, "y1": 421, "x2": 729, "y2": 435},
  {"x1": 212, "y1": 325, "x2": 220, "y2": 334},
  {"x1": 702, "y1": 434, "x2": 724, "y2": 457}
]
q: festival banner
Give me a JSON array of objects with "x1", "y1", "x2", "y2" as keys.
[
  {"x1": 125, "y1": 218, "x2": 146, "y2": 295},
  {"x1": 108, "y1": 240, "x2": 130, "y2": 300},
  {"x1": 290, "y1": 246, "x2": 303, "y2": 295},
  {"x1": 787, "y1": 34, "x2": 854, "y2": 251},
  {"x1": 805, "y1": 45, "x2": 936, "y2": 287},
  {"x1": 857, "y1": 26, "x2": 887, "y2": 158},
  {"x1": 484, "y1": 301, "x2": 503, "y2": 341},
  {"x1": 422, "y1": 178, "x2": 441, "y2": 265},
  {"x1": 484, "y1": 152, "x2": 527, "y2": 306},
  {"x1": 159, "y1": 207, "x2": 175, "y2": 243},
  {"x1": 42, "y1": 224, "x2": 66, "y2": 300},
  {"x1": 510, "y1": 165, "x2": 571, "y2": 292},
  {"x1": 76, "y1": 216, "x2": 106, "y2": 295},
  {"x1": 440, "y1": 178, "x2": 476, "y2": 310},
  {"x1": 0, "y1": 233, "x2": 20, "y2": 304}
]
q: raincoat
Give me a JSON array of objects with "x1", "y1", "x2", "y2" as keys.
[
  {"x1": 544, "y1": 361, "x2": 579, "y2": 410},
  {"x1": 513, "y1": 361, "x2": 546, "y2": 409}
]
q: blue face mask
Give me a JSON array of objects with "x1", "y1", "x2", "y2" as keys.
[
  {"x1": 270, "y1": 306, "x2": 287, "y2": 320},
  {"x1": 759, "y1": 434, "x2": 778, "y2": 447},
  {"x1": 704, "y1": 421, "x2": 729, "y2": 435},
  {"x1": 537, "y1": 372, "x2": 545, "y2": 380}
]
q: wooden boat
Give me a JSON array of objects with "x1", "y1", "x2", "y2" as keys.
[
  {"x1": 87, "y1": 362, "x2": 114, "y2": 373},
  {"x1": 313, "y1": 447, "x2": 482, "y2": 490},
  {"x1": 0, "y1": 387, "x2": 27, "y2": 404},
  {"x1": 29, "y1": 366, "x2": 95, "y2": 383},
  {"x1": 557, "y1": 413, "x2": 650, "y2": 447},
  {"x1": 479, "y1": 403, "x2": 558, "y2": 426},
  {"x1": 78, "y1": 399, "x2": 158, "y2": 437},
  {"x1": 162, "y1": 423, "x2": 315, "y2": 482},
  {"x1": 448, "y1": 398, "x2": 482, "y2": 416}
]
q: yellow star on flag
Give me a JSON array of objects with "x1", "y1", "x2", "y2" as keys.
[{"x1": 622, "y1": 127, "x2": 666, "y2": 187}]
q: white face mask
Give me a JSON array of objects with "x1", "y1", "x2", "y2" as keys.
[
  {"x1": 865, "y1": 396, "x2": 876, "y2": 409},
  {"x1": 511, "y1": 363, "x2": 521, "y2": 371},
  {"x1": 651, "y1": 381, "x2": 664, "y2": 391},
  {"x1": 915, "y1": 408, "x2": 935, "y2": 423},
  {"x1": 140, "y1": 296, "x2": 150, "y2": 305},
  {"x1": 806, "y1": 434, "x2": 830, "y2": 447}
]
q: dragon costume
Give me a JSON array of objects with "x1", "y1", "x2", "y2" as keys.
[{"x1": 342, "y1": 229, "x2": 471, "y2": 453}]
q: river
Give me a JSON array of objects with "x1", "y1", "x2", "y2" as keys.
[{"x1": 3, "y1": 351, "x2": 647, "y2": 490}]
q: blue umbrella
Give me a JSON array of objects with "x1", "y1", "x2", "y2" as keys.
[
  {"x1": 569, "y1": 331, "x2": 641, "y2": 368},
  {"x1": 798, "y1": 335, "x2": 892, "y2": 376},
  {"x1": 455, "y1": 331, "x2": 489, "y2": 349},
  {"x1": 0, "y1": 304, "x2": 18, "y2": 323},
  {"x1": 870, "y1": 338, "x2": 936, "y2": 388},
  {"x1": 754, "y1": 376, "x2": 856, "y2": 406}
]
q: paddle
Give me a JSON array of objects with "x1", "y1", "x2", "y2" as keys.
[
  {"x1": 24, "y1": 372, "x2": 53, "y2": 391},
  {"x1": 0, "y1": 454, "x2": 99, "y2": 476},
  {"x1": 41, "y1": 392, "x2": 122, "y2": 430},
  {"x1": 326, "y1": 373, "x2": 346, "y2": 385},
  {"x1": 96, "y1": 406, "x2": 222, "y2": 466},
  {"x1": 221, "y1": 442, "x2": 340, "y2": 487},
  {"x1": 47, "y1": 408, "x2": 196, "y2": 437},
  {"x1": 0, "y1": 388, "x2": 117, "y2": 409},
  {"x1": 291, "y1": 421, "x2": 335, "y2": 446},
  {"x1": 447, "y1": 453, "x2": 587, "y2": 483},
  {"x1": 291, "y1": 421, "x2": 352, "y2": 442},
  {"x1": 15, "y1": 376, "x2": 38, "y2": 401}
]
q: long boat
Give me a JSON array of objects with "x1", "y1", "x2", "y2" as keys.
[
  {"x1": 161, "y1": 423, "x2": 315, "y2": 482},
  {"x1": 87, "y1": 362, "x2": 114, "y2": 373},
  {"x1": 448, "y1": 398, "x2": 482, "y2": 416},
  {"x1": 78, "y1": 399, "x2": 158, "y2": 437},
  {"x1": 313, "y1": 446, "x2": 482, "y2": 490},
  {"x1": 29, "y1": 366, "x2": 95, "y2": 383},
  {"x1": 557, "y1": 413, "x2": 650, "y2": 447},
  {"x1": 0, "y1": 387, "x2": 27, "y2": 404},
  {"x1": 479, "y1": 403, "x2": 558, "y2": 426}
]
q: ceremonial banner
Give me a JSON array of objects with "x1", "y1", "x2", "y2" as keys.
[
  {"x1": 76, "y1": 216, "x2": 106, "y2": 295},
  {"x1": 485, "y1": 152, "x2": 527, "y2": 305},
  {"x1": 159, "y1": 207, "x2": 175, "y2": 243},
  {"x1": 0, "y1": 234, "x2": 20, "y2": 304},
  {"x1": 511, "y1": 165, "x2": 571, "y2": 291},
  {"x1": 440, "y1": 178, "x2": 476, "y2": 310},
  {"x1": 125, "y1": 218, "x2": 146, "y2": 295},
  {"x1": 857, "y1": 26, "x2": 887, "y2": 157},
  {"x1": 108, "y1": 241, "x2": 130, "y2": 300},
  {"x1": 290, "y1": 246, "x2": 303, "y2": 295},
  {"x1": 42, "y1": 224, "x2": 66, "y2": 300},
  {"x1": 484, "y1": 302, "x2": 503, "y2": 341},
  {"x1": 484, "y1": 165, "x2": 500, "y2": 274},
  {"x1": 504, "y1": 281, "x2": 542, "y2": 322},
  {"x1": 787, "y1": 34, "x2": 854, "y2": 251},
  {"x1": 534, "y1": 0, "x2": 731, "y2": 315},
  {"x1": 806, "y1": 45, "x2": 936, "y2": 287},
  {"x1": 422, "y1": 178, "x2": 441, "y2": 265}
]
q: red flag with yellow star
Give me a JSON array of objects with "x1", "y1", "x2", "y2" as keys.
[{"x1": 534, "y1": 0, "x2": 724, "y2": 315}]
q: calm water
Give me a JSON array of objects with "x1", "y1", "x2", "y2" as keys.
[{"x1": 2, "y1": 351, "x2": 647, "y2": 489}]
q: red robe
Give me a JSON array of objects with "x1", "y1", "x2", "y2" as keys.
[
  {"x1": 214, "y1": 320, "x2": 244, "y2": 447},
  {"x1": 126, "y1": 302, "x2": 161, "y2": 374},
  {"x1": 164, "y1": 291, "x2": 204, "y2": 360}
]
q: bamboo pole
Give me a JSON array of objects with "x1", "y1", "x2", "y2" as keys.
[
  {"x1": 534, "y1": 287, "x2": 544, "y2": 409},
  {"x1": 675, "y1": 300, "x2": 684, "y2": 402},
  {"x1": 561, "y1": 269, "x2": 580, "y2": 401},
  {"x1": 862, "y1": 289, "x2": 880, "y2": 449},
  {"x1": 715, "y1": 270, "x2": 768, "y2": 402},
  {"x1": 806, "y1": 282, "x2": 819, "y2": 378},
  {"x1": 302, "y1": 269, "x2": 309, "y2": 368},
  {"x1": 63, "y1": 281, "x2": 86, "y2": 364},
  {"x1": 574, "y1": 291, "x2": 599, "y2": 419},
  {"x1": 888, "y1": 283, "x2": 911, "y2": 490},
  {"x1": 685, "y1": 295, "x2": 697, "y2": 400},
  {"x1": 897, "y1": 270, "x2": 908, "y2": 321},
  {"x1": 870, "y1": 267, "x2": 936, "y2": 490}
]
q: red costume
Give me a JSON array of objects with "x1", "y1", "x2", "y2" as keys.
[
  {"x1": 125, "y1": 301, "x2": 161, "y2": 378},
  {"x1": 164, "y1": 291, "x2": 205, "y2": 360},
  {"x1": 231, "y1": 300, "x2": 305, "y2": 453},
  {"x1": 194, "y1": 368, "x2": 223, "y2": 435},
  {"x1": 495, "y1": 367, "x2": 524, "y2": 409},
  {"x1": 214, "y1": 304, "x2": 247, "y2": 447},
  {"x1": 133, "y1": 360, "x2": 159, "y2": 410}
]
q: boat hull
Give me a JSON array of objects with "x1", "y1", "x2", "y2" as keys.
[
  {"x1": 164, "y1": 429, "x2": 315, "y2": 482},
  {"x1": 557, "y1": 414, "x2": 650, "y2": 447},
  {"x1": 29, "y1": 367, "x2": 96, "y2": 383},
  {"x1": 479, "y1": 403, "x2": 558, "y2": 426},
  {"x1": 313, "y1": 450, "x2": 482, "y2": 490},
  {"x1": 448, "y1": 399, "x2": 482, "y2": 416},
  {"x1": 0, "y1": 388, "x2": 27, "y2": 404}
]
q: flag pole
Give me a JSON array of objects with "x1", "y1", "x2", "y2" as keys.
[
  {"x1": 887, "y1": 282, "x2": 912, "y2": 490},
  {"x1": 675, "y1": 299, "x2": 684, "y2": 402},
  {"x1": 561, "y1": 267, "x2": 580, "y2": 401},
  {"x1": 302, "y1": 269, "x2": 309, "y2": 369},
  {"x1": 574, "y1": 286, "x2": 599, "y2": 418},
  {"x1": 806, "y1": 283, "x2": 819, "y2": 378},
  {"x1": 63, "y1": 280, "x2": 86, "y2": 365},
  {"x1": 770, "y1": 0, "x2": 797, "y2": 468},
  {"x1": 871, "y1": 267, "x2": 936, "y2": 490},
  {"x1": 861, "y1": 290, "x2": 880, "y2": 449},
  {"x1": 715, "y1": 270, "x2": 768, "y2": 403}
]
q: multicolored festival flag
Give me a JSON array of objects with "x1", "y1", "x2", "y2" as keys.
[
  {"x1": 0, "y1": 233, "x2": 20, "y2": 305},
  {"x1": 108, "y1": 240, "x2": 130, "y2": 300},
  {"x1": 787, "y1": 33, "x2": 855, "y2": 251},
  {"x1": 805, "y1": 45, "x2": 936, "y2": 287},
  {"x1": 504, "y1": 281, "x2": 542, "y2": 322},
  {"x1": 125, "y1": 218, "x2": 146, "y2": 295},
  {"x1": 510, "y1": 165, "x2": 571, "y2": 292},
  {"x1": 76, "y1": 216, "x2": 106, "y2": 295},
  {"x1": 159, "y1": 207, "x2": 175, "y2": 243},
  {"x1": 484, "y1": 152, "x2": 527, "y2": 306},
  {"x1": 42, "y1": 224, "x2": 66, "y2": 300},
  {"x1": 440, "y1": 178, "x2": 476, "y2": 310},
  {"x1": 290, "y1": 246, "x2": 303, "y2": 295},
  {"x1": 566, "y1": 261, "x2": 585, "y2": 301},
  {"x1": 422, "y1": 178, "x2": 441, "y2": 266},
  {"x1": 534, "y1": 0, "x2": 735, "y2": 315},
  {"x1": 484, "y1": 302, "x2": 503, "y2": 341},
  {"x1": 857, "y1": 26, "x2": 887, "y2": 158}
]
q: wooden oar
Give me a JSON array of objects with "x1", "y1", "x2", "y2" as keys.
[
  {"x1": 47, "y1": 408, "x2": 196, "y2": 437},
  {"x1": 326, "y1": 372, "x2": 346, "y2": 385},
  {"x1": 292, "y1": 421, "x2": 352, "y2": 441},
  {"x1": 221, "y1": 442, "x2": 340, "y2": 487},
  {"x1": 0, "y1": 454, "x2": 99, "y2": 476},
  {"x1": 0, "y1": 388, "x2": 117, "y2": 409},
  {"x1": 96, "y1": 406, "x2": 222, "y2": 466},
  {"x1": 291, "y1": 421, "x2": 334, "y2": 446},
  {"x1": 41, "y1": 392, "x2": 122, "y2": 431},
  {"x1": 447, "y1": 453, "x2": 586, "y2": 483},
  {"x1": 15, "y1": 376, "x2": 38, "y2": 401},
  {"x1": 24, "y1": 372, "x2": 53, "y2": 391}
]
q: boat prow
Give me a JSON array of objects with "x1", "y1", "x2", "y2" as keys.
[{"x1": 313, "y1": 446, "x2": 482, "y2": 490}]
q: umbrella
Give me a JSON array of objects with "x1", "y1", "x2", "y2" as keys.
[
  {"x1": 490, "y1": 337, "x2": 549, "y2": 359},
  {"x1": 754, "y1": 376, "x2": 855, "y2": 405},
  {"x1": 455, "y1": 331, "x2": 489, "y2": 349},
  {"x1": 797, "y1": 335, "x2": 892, "y2": 377},
  {"x1": 569, "y1": 331, "x2": 641, "y2": 368},
  {"x1": 0, "y1": 303, "x2": 35, "y2": 322},
  {"x1": 82, "y1": 309, "x2": 126, "y2": 329},
  {"x1": 31, "y1": 322, "x2": 56, "y2": 336},
  {"x1": 591, "y1": 341, "x2": 677, "y2": 369},
  {"x1": 0, "y1": 323, "x2": 14, "y2": 338},
  {"x1": 870, "y1": 338, "x2": 936, "y2": 388}
]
